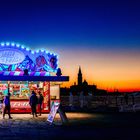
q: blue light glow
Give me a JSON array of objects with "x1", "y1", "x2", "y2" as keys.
[
  {"x1": 26, "y1": 48, "x2": 30, "y2": 51},
  {"x1": 16, "y1": 44, "x2": 20, "y2": 47},
  {"x1": 56, "y1": 56, "x2": 58, "y2": 59},
  {"x1": 6, "y1": 42, "x2": 10, "y2": 46},
  {"x1": 21, "y1": 45, "x2": 25, "y2": 49},
  {"x1": 11, "y1": 43, "x2": 15, "y2": 46},
  {"x1": 0, "y1": 42, "x2": 5, "y2": 46},
  {"x1": 36, "y1": 50, "x2": 39, "y2": 53},
  {"x1": 41, "y1": 49, "x2": 45, "y2": 52},
  {"x1": 31, "y1": 51, "x2": 34, "y2": 54}
]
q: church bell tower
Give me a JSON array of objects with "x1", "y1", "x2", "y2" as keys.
[{"x1": 78, "y1": 66, "x2": 82, "y2": 86}]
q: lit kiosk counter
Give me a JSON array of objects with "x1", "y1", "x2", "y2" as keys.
[{"x1": 0, "y1": 42, "x2": 69, "y2": 113}]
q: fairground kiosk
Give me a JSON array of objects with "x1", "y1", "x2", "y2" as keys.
[{"x1": 0, "y1": 42, "x2": 69, "y2": 113}]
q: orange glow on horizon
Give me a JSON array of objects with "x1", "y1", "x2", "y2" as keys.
[
  {"x1": 61, "y1": 80, "x2": 140, "y2": 92},
  {"x1": 47, "y1": 45, "x2": 140, "y2": 92}
]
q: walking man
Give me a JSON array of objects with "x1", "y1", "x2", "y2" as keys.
[{"x1": 3, "y1": 92, "x2": 12, "y2": 119}]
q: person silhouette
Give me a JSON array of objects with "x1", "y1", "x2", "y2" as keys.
[
  {"x1": 29, "y1": 91, "x2": 38, "y2": 118},
  {"x1": 38, "y1": 91, "x2": 44, "y2": 116},
  {"x1": 3, "y1": 92, "x2": 12, "y2": 119}
]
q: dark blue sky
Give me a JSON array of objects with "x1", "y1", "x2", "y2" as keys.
[
  {"x1": 0, "y1": 0, "x2": 140, "y2": 49},
  {"x1": 0, "y1": 0, "x2": 140, "y2": 90}
]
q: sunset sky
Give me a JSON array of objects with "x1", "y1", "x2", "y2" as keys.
[{"x1": 0, "y1": 0, "x2": 140, "y2": 91}]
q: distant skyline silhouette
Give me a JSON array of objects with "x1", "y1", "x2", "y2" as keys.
[{"x1": 65, "y1": 66, "x2": 140, "y2": 92}]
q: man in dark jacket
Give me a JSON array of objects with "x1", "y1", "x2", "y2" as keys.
[{"x1": 29, "y1": 91, "x2": 38, "y2": 118}]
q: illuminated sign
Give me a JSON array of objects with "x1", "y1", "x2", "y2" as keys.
[
  {"x1": 0, "y1": 48, "x2": 25, "y2": 65},
  {"x1": 11, "y1": 101, "x2": 30, "y2": 108},
  {"x1": 0, "y1": 42, "x2": 58, "y2": 72}
]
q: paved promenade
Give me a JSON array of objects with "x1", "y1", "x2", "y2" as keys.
[{"x1": 0, "y1": 113, "x2": 140, "y2": 140}]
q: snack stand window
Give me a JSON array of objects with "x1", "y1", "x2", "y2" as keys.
[{"x1": 0, "y1": 81, "x2": 50, "y2": 113}]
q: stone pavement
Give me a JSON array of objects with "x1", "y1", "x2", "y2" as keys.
[
  {"x1": 0, "y1": 113, "x2": 98, "y2": 140},
  {"x1": 0, "y1": 113, "x2": 140, "y2": 140}
]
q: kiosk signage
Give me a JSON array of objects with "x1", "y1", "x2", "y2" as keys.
[{"x1": 47, "y1": 101, "x2": 60, "y2": 123}]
